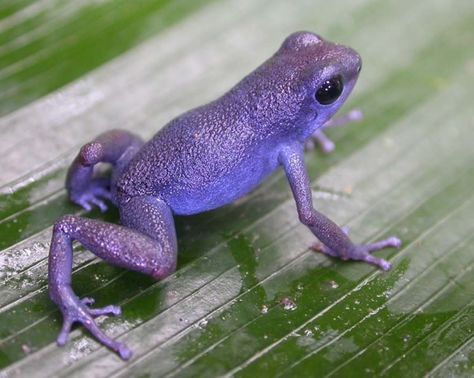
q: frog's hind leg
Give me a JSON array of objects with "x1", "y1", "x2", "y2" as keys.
[
  {"x1": 66, "y1": 129, "x2": 144, "y2": 211},
  {"x1": 306, "y1": 109, "x2": 363, "y2": 153},
  {"x1": 49, "y1": 196, "x2": 176, "y2": 360}
]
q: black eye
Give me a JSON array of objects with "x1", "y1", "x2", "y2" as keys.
[{"x1": 315, "y1": 76, "x2": 343, "y2": 105}]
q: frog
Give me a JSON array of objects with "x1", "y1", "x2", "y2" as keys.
[{"x1": 48, "y1": 31, "x2": 401, "y2": 360}]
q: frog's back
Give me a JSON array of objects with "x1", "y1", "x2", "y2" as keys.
[{"x1": 115, "y1": 97, "x2": 282, "y2": 215}]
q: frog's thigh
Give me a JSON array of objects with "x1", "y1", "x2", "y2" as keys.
[
  {"x1": 51, "y1": 197, "x2": 177, "y2": 282},
  {"x1": 119, "y1": 195, "x2": 178, "y2": 279}
]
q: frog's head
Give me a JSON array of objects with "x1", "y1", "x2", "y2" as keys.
[{"x1": 275, "y1": 31, "x2": 362, "y2": 140}]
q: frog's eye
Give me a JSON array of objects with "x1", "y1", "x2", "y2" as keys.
[{"x1": 315, "y1": 76, "x2": 343, "y2": 105}]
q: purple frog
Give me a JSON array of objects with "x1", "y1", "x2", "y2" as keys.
[{"x1": 48, "y1": 31, "x2": 401, "y2": 360}]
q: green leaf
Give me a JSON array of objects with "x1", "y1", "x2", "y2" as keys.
[{"x1": 1, "y1": 0, "x2": 473, "y2": 376}]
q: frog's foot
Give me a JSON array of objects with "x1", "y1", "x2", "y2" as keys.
[
  {"x1": 312, "y1": 236, "x2": 401, "y2": 271},
  {"x1": 55, "y1": 290, "x2": 131, "y2": 360},
  {"x1": 306, "y1": 109, "x2": 363, "y2": 153},
  {"x1": 69, "y1": 178, "x2": 112, "y2": 212}
]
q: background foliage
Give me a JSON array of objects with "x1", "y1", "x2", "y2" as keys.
[{"x1": 0, "y1": 0, "x2": 473, "y2": 376}]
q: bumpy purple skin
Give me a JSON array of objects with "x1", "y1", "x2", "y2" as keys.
[{"x1": 49, "y1": 32, "x2": 401, "y2": 360}]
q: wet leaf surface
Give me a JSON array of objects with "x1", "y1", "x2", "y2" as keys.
[{"x1": 0, "y1": 0, "x2": 473, "y2": 376}]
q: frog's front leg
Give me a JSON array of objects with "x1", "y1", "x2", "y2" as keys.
[
  {"x1": 49, "y1": 196, "x2": 177, "y2": 360},
  {"x1": 66, "y1": 129, "x2": 144, "y2": 211},
  {"x1": 307, "y1": 109, "x2": 363, "y2": 153},
  {"x1": 279, "y1": 143, "x2": 401, "y2": 271}
]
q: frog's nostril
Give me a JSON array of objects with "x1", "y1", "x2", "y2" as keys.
[
  {"x1": 346, "y1": 48, "x2": 362, "y2": 74},
  {"x1": 357, "y1": 61, "x2": 362, "y2": 73}
]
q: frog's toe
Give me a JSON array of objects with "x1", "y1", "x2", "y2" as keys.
[
  {"x1": 90, "y1": 197, "x2": 108, "y2": 212},
  {"x1": 56, "y1": 318, "x2": 73, "y2": 346},
  {"x1": 341, "y1": 226, "x2": 350, "y2": 235},
  {"x1": 364, "y1": 236, "x2": 402, "y2": 253},
  {"x1": 80, "y1": 296, "x2": 121, "y2": 317},
  {"x1": 360, "y1": 254, "x2": 392, "y2": 271},
  {"x1": 80, "y1": 315, "x2": 131, "y2": 360},
  {"x1": 345, "y1": 108, "x2": 363, "y2": 123},
  {"x1": 310, "y1": 130, "x2": 336, "y2": 154},
  {"x1": 118, "y1": 344, "x2": 133, "y2": 360},
  {"x1": 88, "y1": 304, "x2": 122, "y2": 318},
  {"x1": 319, "y1": 138, "x2": 335, "y2": 154},
  {"x1": 81, "y1": 297, "x2": 95, "y2": 306},
  {"x1": 76, "y1": 198, "x2": 93, "y2": 212},
  {"x1": 351, "y1": 236, "x2": 402, "y2": 270}
]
